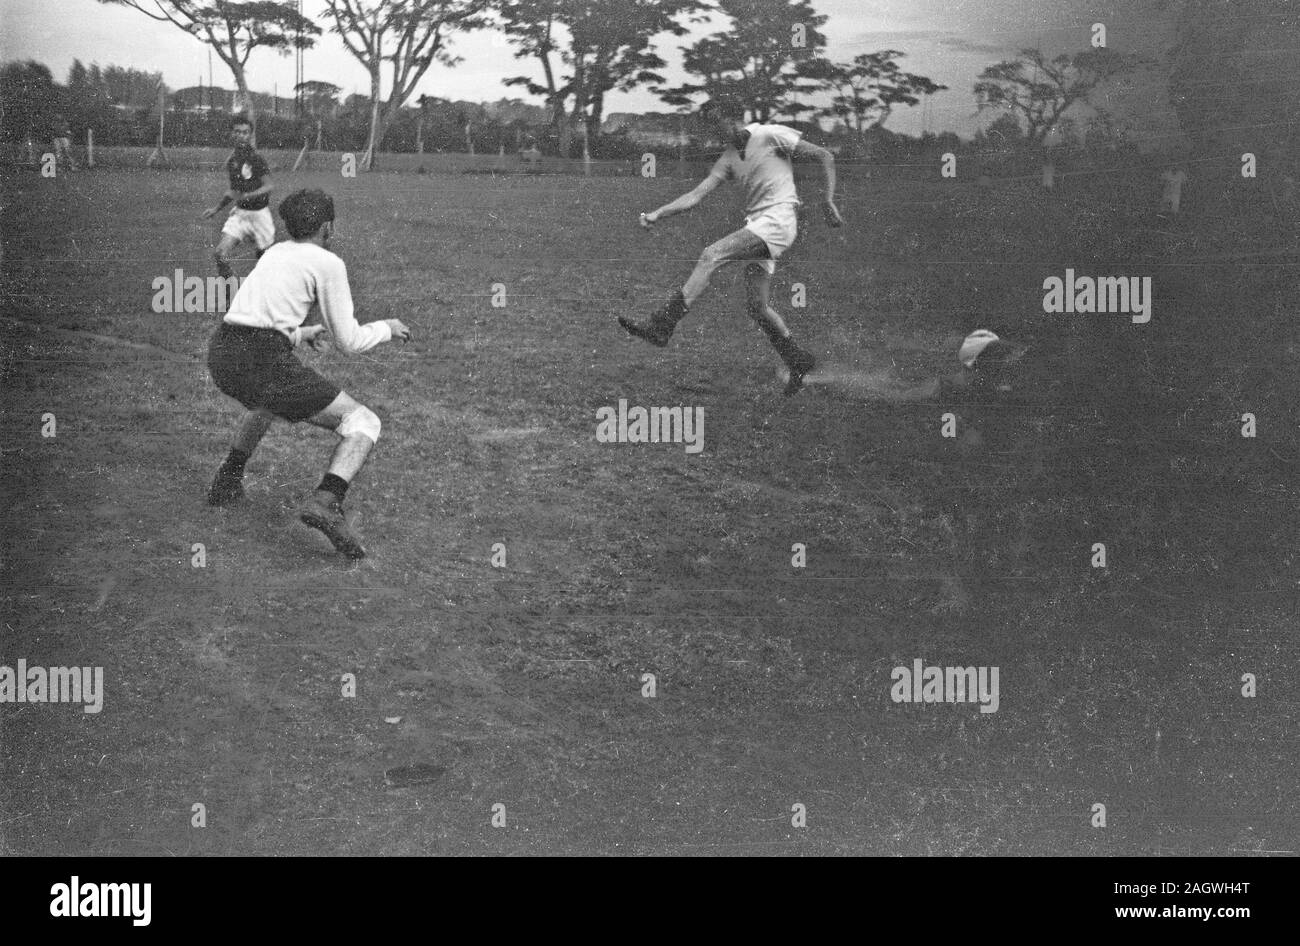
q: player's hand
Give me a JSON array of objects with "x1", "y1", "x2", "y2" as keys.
[
  {"x1": 301, "y1": 325, "x2": 330, "y2": 351},
  {"x1": 201, "y1": 207, "x2": 219, "y2": 220},
  {"x1": 386, "y1": 319, "x2": 412, "y2": 343},
  {"x1": 639, "y1": 211, "x2": 658, "y2": 230},
  {"x1": 822, "y1": 200, "x2": 844, "y2": 228}
]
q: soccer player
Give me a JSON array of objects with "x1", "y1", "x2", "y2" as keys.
[
  {"x1": 619, "y1": 97, "x2": 844, "y2": 395},
  {"x1": 201, "y1": 114, "x2": 274, "y2": 279},
  {"x1": 205, "y1": 188, "x2": 412, "y2": 559}
]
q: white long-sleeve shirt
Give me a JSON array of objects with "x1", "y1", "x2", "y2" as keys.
[{"x1": 223, "y1": 240, "x2": 391, "y2": 354}]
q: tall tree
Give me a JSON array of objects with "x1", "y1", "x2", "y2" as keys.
[
  {"x1": 498, "y1": 0, "x2": 567, "y2": 150},
  {"x1": 0, "y1": 61, "x2": 60, "y2": 144},
  {"x1": 801, "y1": 50, "x2": 946, "y2": 135},
  {"x1": 500, "y1": 0, "x2": 701, "y2": 156},
  {"x1": 974, "y1": 47, "x2": 1137, "y2": 145},
  {"x1": 296, "y1": 79, "x2": 343, "y2": 117},
  {"x1": 322, "y1": 0, "x2": 489, "y2": 168},
  {"x1": 658, "y1": 0, "x2": 827, "y2": 122},
  {"x1": 97, "y1": 1, "x2": 320, "y2": 123},
  {"x1": 102, "y1": 64, "x2": 168, "y2": 108}
]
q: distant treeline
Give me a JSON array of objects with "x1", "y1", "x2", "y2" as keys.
[{"x1": 3, "y1": 55, "x2": 1161, "y2": 171}]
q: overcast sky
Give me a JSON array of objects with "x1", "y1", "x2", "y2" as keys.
[{"x1": 1, "y1": 0, "x2": 1179, "y2": 139}]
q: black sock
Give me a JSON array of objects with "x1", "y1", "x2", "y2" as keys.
[
  {"x1": 220, "y1": 448, "x2": 250, "y2": 477},
  {"x1": 758, "y1": 319, "x2": 792, "y2": 349},
  {"x1": 316, "y1": 473, "x2": 349, "y2": 504},
  {"x1": 667, "y1": 289, "x2": 688, "y2": 319}
]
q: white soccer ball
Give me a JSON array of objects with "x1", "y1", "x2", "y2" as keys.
[{"x1": 959, "y1": 329, "x2": 1000, "y2": 369}]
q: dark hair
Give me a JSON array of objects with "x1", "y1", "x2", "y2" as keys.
[
  {"x1": 279, "y1": 188, "x2": 336, "y2": 239},
  {"x1": 230, "y1": 113, "x2": 253, "y2": 129},
  {"x1": 699, "y1": 96, "x2": 746, "y2": 121}
]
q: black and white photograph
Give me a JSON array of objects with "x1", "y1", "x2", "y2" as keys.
[{"x1": 0, "y1": 0, "x2": 1296, "y2": 881}]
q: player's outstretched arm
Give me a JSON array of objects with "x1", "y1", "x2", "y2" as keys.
[
  {"x1": 793, "y1": 139, "x2": 843, "y2": 228},
  {"x1": 640, "y1": 174, "x2": 723, "y2": 228},
  {"x1": 316, "y1": 258, "x2": 410, "y2": 353},
  {"x1": 201, "y1": 190, "x2": 237, "y2": 219}
]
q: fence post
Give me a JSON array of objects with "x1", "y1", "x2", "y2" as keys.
[
  {"x1": 147, "y1": 84, "x2": 167, "y2": 167},
  {"x1": 86, "y1": 128, "x2": 94, "y2": 168},
  {"x1": 1159, "y1": 167, "x2": 1186, "y2": 215}
]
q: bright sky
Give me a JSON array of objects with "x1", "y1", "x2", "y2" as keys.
[{"x1": 0, "y1": 0, "x2": 1179, "y2": 139}]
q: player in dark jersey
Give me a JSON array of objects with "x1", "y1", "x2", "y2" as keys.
[{"x1": 201, "y1": 114, "x2": 274, "y2": 278}]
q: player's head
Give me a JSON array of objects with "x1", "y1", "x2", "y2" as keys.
[
  {"x1": 698, "y1": 96, "x2": 747, "y2": 141},
  {"x1": 230, "y1": 114, "x2": 253, "y2": 146},
  {"x1": 280, "y1": 188, "x2": 335, "y2": 243}
]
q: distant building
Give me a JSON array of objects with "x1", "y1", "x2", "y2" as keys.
[
  {"x1": 603, "y1": 112, "x2": 688, "y2": 147},
  {"x1": 171, "y1": 86, "x2": 297, "y2": 115}
]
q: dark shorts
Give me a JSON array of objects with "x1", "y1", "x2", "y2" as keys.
[{"x1": 207, "y1": 323, "x2": 339, "y2": 423}]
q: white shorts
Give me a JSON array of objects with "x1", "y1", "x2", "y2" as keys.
[
  {"x1": 222, "y1": 207, "x2": 275, "y2": 251},
  {"x1": 744, "y1": 203, "x2": 799, "y2": 274}
]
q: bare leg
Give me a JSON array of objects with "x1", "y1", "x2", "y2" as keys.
[
  {"x1": 214, "y1": 233, "x2": 240, "y2": 278},
  {"x1": 304, "y1": 392, "x2": 374, "y2": 483},
  {"x1": 232, "y1": 408, "x2": 274, "y2": 455},
  {"x1": 742, "y1": 262, "x2": 790, "y2": 339},
  {"x1": 299, "y1": 391, "x2": 376, "y2": 558},
  {"x1": 743, "y1": 261, "x2": 815, "y2": 394},
  {"x1": 621, "y1": 227, "x2": 770, "y2": 348},
  {"x1": 681, "y1": 228, "x2": 770, "y2": 306}
]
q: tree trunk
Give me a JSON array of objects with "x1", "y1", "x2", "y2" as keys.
[
  {"x1": 587, "y1": 90, "x2": 605, "y2": 144},
  {"x1": 230, "y1": 62, "x2": 256, "y2": 144},
  {"x1": 363, "y1": 67, "x2": 383, "y2": 170},
  {"x1": 557, "y1": 109, "x2": 573, "y2": 158}
]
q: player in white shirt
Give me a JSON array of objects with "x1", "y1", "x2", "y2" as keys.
[
  {"x1": 205, "y1": 188, "x2": 411, "y2": 559},
  {"x1": 619, "y1": 97, "x2": 844, "y2": 395}
]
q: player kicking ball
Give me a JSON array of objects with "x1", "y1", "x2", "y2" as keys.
[
  {"x1": 201, "y1": 114, "x2": 274, "y2": 278},
  {"x1": 619, "y1": 97, "x2": 844, "y2": 395},
  {"x1": 205, "y1": 188, "x2": 412, "y2": 559}
]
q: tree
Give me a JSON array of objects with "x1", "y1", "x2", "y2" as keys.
[
  {"x1": 68, "y1": 60, "x2": 91, "y2": 97},
  {"x1": 102, "y1": 64, "x2": 167, "y2": 108},
  {"x1": 658, "y1": 0, "x2": 827, "y2": 122},
  {"x1": 0, "y1": 60, "x2": 60, "y2": 145},
  {"x1": 500, "y1": 0, "x2": 701, "y2": 157},
  {"x1": 296, "y1": 79, "x2": 342, "y2": 117},
  {"x1": 974, "y1": 112, "x2": 1025, "y2": 150},
  {"x1": 974, "y1": 47, "x2": 1137, "y2": 145},
  {"x1": 802, "y1": 50, "x2": 945, "y2": 135},
  {"x1": 97, "y1": 1, "x2": 319, "y2": 124},
  {"x1": 322, "y1": 0, "x2": 489, "y2": 169}
]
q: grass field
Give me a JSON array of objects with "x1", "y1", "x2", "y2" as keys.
[{"x1": 2, "y1": 158, "x2": 1297, "y2": 855}]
